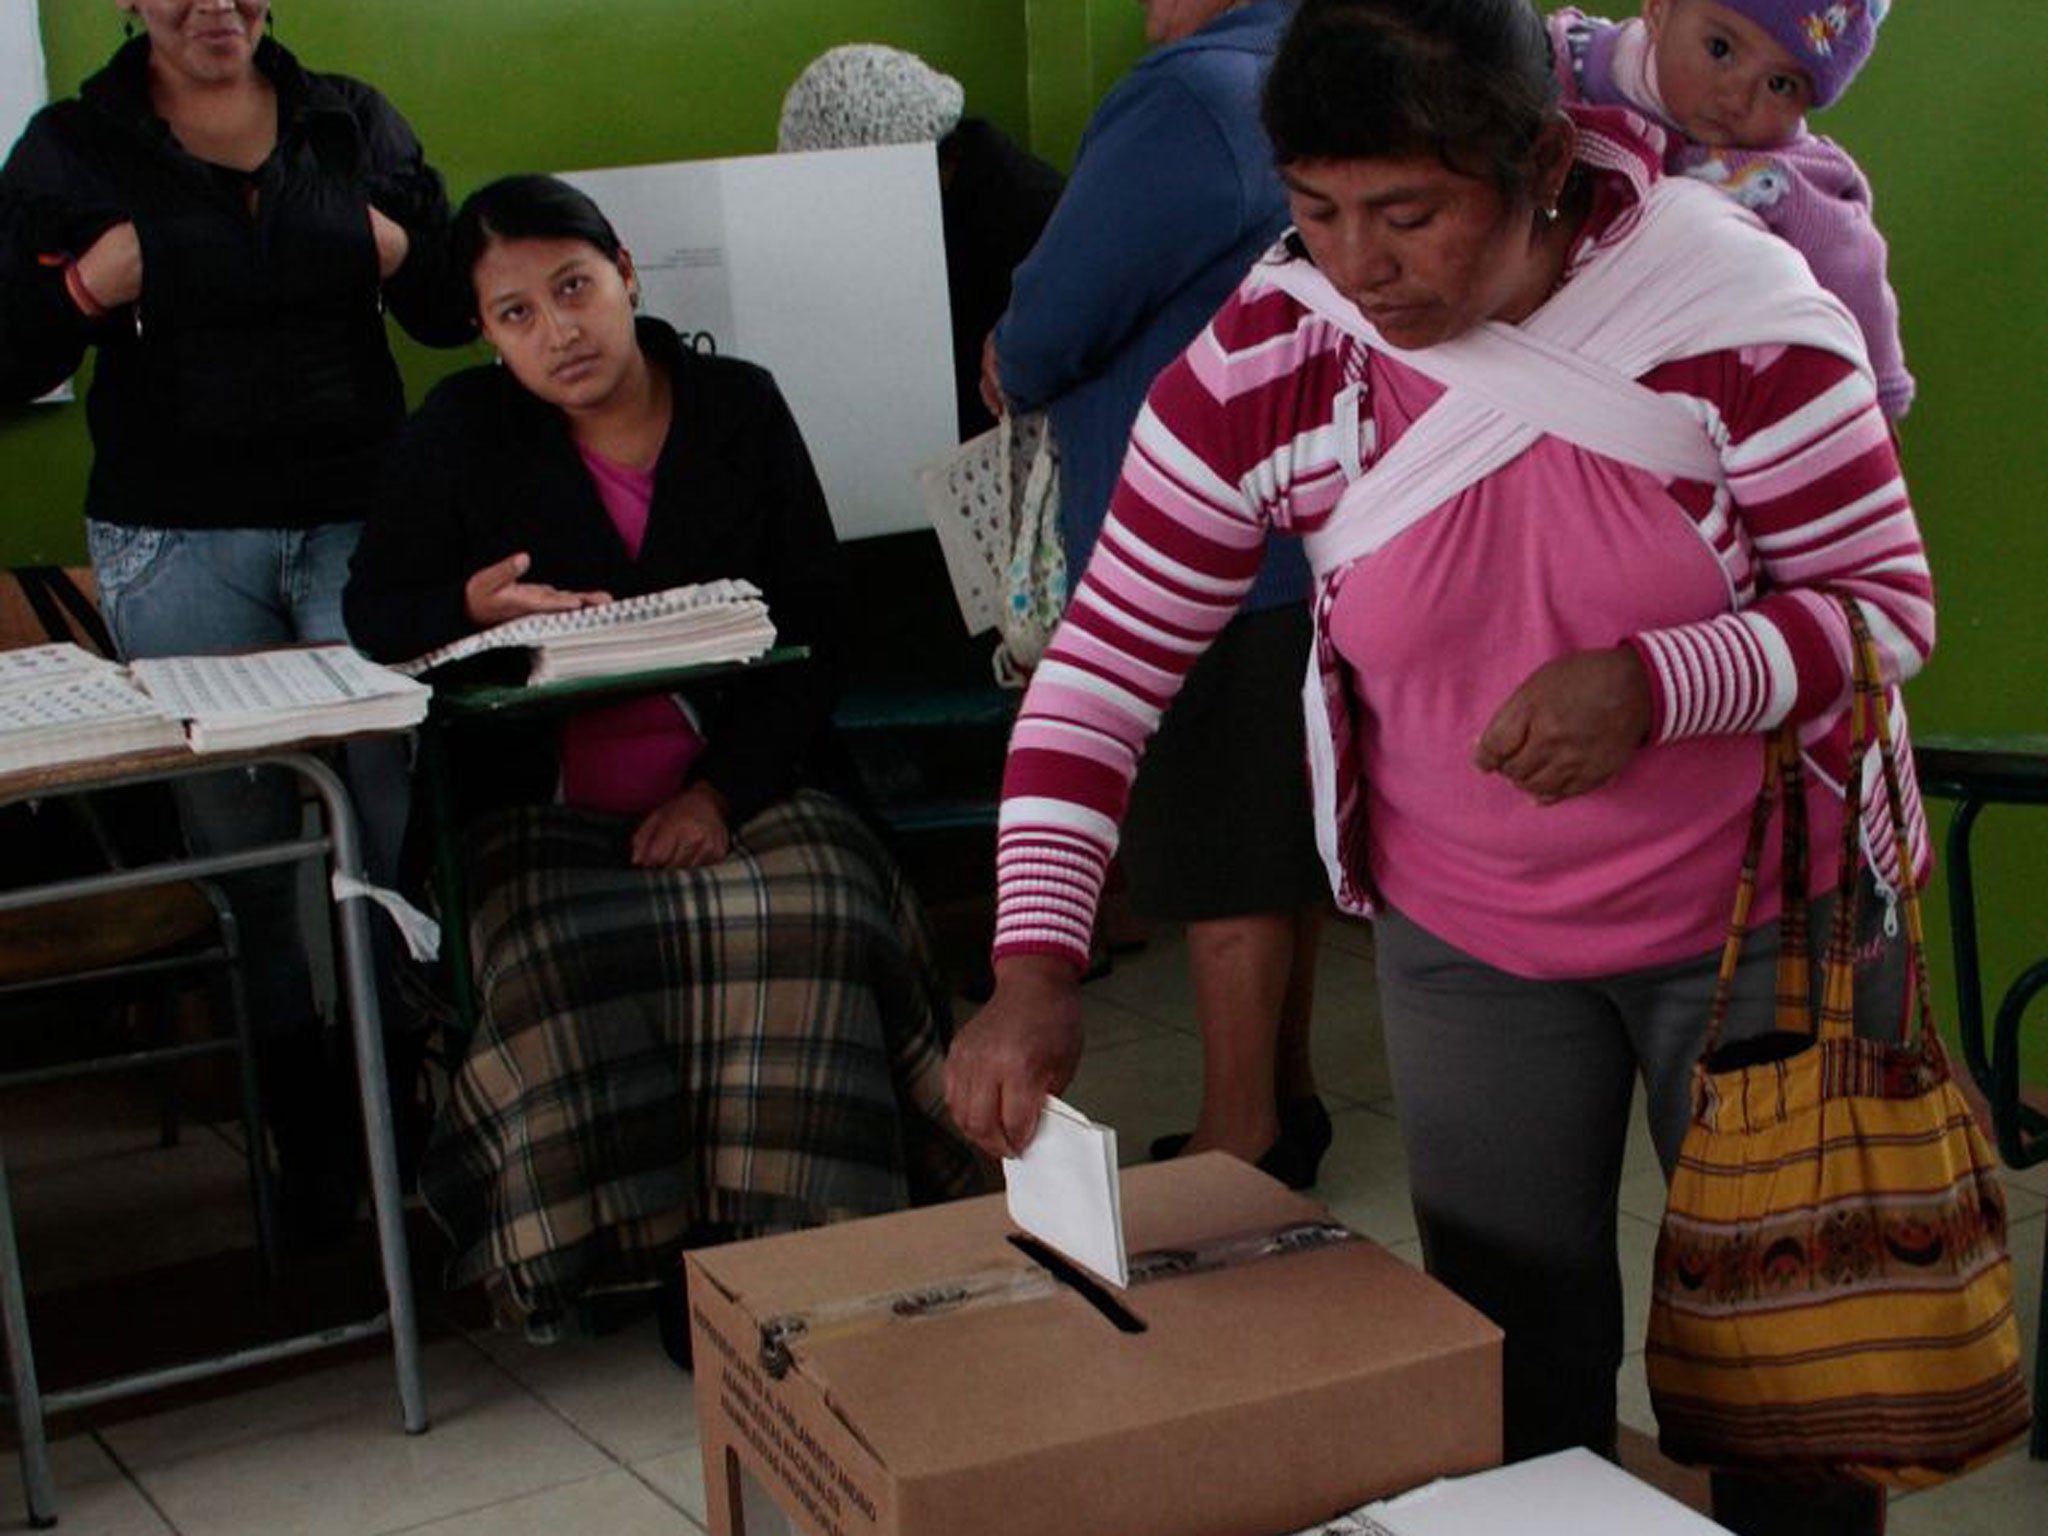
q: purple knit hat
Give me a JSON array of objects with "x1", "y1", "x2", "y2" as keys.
[{"x1": 1712, "y1": 0, "x2": 1890, "y2": 108}]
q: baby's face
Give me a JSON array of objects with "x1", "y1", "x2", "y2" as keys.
[{"x1": 1643, "y1": 0, "x2": 1813, "y2": 149}]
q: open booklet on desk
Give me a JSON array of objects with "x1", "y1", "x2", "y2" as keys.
[
  {"x1": 0, "y1": 642, "x2": 429, "y2": 770},
  {"x1": 393, "y1": 579, "x2": 776, "y2": 683}
]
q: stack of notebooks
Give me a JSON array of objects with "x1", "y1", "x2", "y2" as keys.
[
  {"x1": 0, "y1": 643, "x2": 430, "y2": 773},
  {"x1": 395, "y1": 579, "x2": 777, "y2": 683}
]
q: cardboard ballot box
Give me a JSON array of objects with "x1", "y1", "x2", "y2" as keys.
[{"x1": 686, "y1": 1153, "x2": 1503, "y2": 1536}]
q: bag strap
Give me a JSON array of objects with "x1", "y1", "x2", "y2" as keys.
[
  {"x1": 1701, "y1": 725, "x2": 1810, "y2": 1058},
  {"x1": 1699, "y1": 597, "x2": 1932, "y2": 1056},
  {"x1": 1843, "y1": 601, "x2": 1938, "y2": 1050},
  {"x1": 16, "y1": 564, "x2": 117, "y2": 656}
]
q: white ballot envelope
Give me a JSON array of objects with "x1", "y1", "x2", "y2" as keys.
[
  {"x1": 1298, "y1": 1448, "x2": 1733, "y2": 1535},
  {"x1": 1002, "y1": 1096, "x2": 1127, "y2": 1289}
]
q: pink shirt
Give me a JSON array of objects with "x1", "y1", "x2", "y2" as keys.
[
  {"x1": 557, "y1": 446, "x2": 705, "y2": 816},
  {"x1": 1327, "y1": 353, "x2": 1842, "y2": 976},
  {"x1": 988, "y1": 107, "x2": 1931, "y2": 976}
]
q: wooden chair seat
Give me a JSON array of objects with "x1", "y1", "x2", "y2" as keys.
[{"x1": 0, "y1": 884, "x2": 222, "y2": 987}]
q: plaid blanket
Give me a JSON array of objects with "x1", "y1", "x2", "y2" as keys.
[{"x1": 420, "y1": 789, "x2": 985, "y2": 1322}]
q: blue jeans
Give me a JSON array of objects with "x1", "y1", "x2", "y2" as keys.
[{"x1": 87, "y1": 521, "x2": 412, "y2": 1042}]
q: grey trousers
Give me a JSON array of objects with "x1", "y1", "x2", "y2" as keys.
[{"x1": 1374, "y1": 883, "x2": 1905, "y2": 1536}]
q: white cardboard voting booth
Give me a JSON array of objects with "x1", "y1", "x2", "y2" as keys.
[{"x1": 563, "y1": 144, "x2": 955, "y2": 543}]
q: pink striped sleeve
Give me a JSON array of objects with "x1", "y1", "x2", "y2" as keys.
[
  {"x1": 1626, "y1": 346, "x2": 1933, "y2": 745},
  {"x1": 990, "y1": 293, "x2": 1318, "y2": 966}
]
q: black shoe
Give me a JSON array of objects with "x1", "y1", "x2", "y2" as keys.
[
  {"x1": 1262, "y1": 1095, "x2": 1333, "y2": 1190},
  {"x1": 1148, "y1": 1130, "x2": 1192, "y2": 1162}
]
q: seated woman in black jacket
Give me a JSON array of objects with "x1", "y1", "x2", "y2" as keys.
[{"x1": 345, "y1": 175, "x2": 980, "y2": 1340}]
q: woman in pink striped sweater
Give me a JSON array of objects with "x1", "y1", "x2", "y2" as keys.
[{"x1": 947, "y1": 3, "x2": 1930, "y2": 1531}]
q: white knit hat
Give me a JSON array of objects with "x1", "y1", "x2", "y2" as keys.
[{"x1": 777, "y1": 44, "x2": 966, "y2": 152}]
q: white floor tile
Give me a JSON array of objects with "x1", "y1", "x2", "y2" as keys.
[
  {"x1": 1617, "y1": 1099, "x2": 1671, "y2": 1226},
  {"x1": 1991, "y1": 1122, "x2": 2048, "y2": 1200},
  {"x1": 1075, "y1": 989, "x2": 1180, "y2": 1053},
  {"x1": 1887, "y1": 1443, "x2": 2048, "y2": 1535},
  {"x1": 2010, "y1": 1210, "x2": 2043, "y2": 1389},
  {"x1": 1319, "y1": 914, "x2": 1377, "y2": 961},
  {"x1": 1068, "y1": 928, "x2": 1387, "y2": 1138},
  {"x1": 1073, "y1": 927, "x2": 1196, "y2": 1028},
  {"x1": 1306, "y1": 945, "x2": 1389, "y2": 1108},
  {"x1": 1064, "y1": 1029, "x2": 1207, "y2": 1165},
  {"x1": 468, "y1": 1314, "x2": 699, "y2": 1464},
  {"x1": 637, "y1": 1444, "x2": 709, "y2": 1528},
  {"x1": 1618, "y1": 1209, "x2": 1661, "y2": 1351},
  {"x1": 1616, "y1": 1350, "x2": 1657, "y2": 1438},
  {"x1": 387, "y1": 1468, "x2": 701, "y2": 1536},
  {"x1": 99, "y1": 1337, "x2": 611, "y2": 1536},
  {"x1": 0, "y1": 1432, "x2": 173, "y2": 1535},
  {"x1": 1311, "y1": 1105, "x2": 1415, "y2": 1249}
]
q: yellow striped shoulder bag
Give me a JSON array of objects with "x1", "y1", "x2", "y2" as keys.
[{"x1": 1646, "y1": 603, "x2": 2030, "y2": 1488}]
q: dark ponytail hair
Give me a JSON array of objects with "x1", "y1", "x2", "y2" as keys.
[
  {"x1": 449, "y1": 174, "x2": 626, "y2": 319},
  {"x1": 1262, "y1": 0, "x2": 1560, "y2": 204}
]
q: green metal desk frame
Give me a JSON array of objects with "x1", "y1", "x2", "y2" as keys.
[
  {"x1": 0, "y1": 749, "x2": 428, "y2": 1526},
  {"x1": 1914, "y1": 732, "x2": 2048, "y2": 1458}
]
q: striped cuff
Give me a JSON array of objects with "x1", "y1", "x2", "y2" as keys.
[{"x1": 1628, "y1": 612, "x2": 1791, "y2": 743}]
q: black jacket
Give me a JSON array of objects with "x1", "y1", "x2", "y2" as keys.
[
  {"x1": 940, "y1": 118, "x2": 1064, "y2": 440},
  {"x1": 0, "y1": 37, "x2": 466, "y2": 529},
  {"x1": 345, "y1": 321, "x2": 850, "y2": 826}
]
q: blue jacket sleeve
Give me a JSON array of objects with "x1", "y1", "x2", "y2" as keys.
[{"x1": 995, "y1": 71, "x2": 1258, "y2": 413}]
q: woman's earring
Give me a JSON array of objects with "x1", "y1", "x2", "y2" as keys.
[{"x1": 1541, "y1": 202, "x2": 1561, "y2": 225}]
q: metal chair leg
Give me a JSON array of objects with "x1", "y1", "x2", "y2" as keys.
[{"x1": 0, "y1": 1149, "x2": 58, "y2": 1527}]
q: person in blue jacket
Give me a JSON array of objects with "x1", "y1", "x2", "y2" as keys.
[{"x1": 981, "y1": 0, "x2": 1332, "y2": 1186}]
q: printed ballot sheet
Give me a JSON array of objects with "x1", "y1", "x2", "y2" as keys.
[
  {"x1": 127, "y1": 646, "x2": 429, "y2": 750},
  {"x1": 1003, "y1": 1096, "x2": 1128, "y2": 1289},
  {"x1": 129, "y1": 647, "x2": 418, "y2": 719},
  {"x1": 1295, "y1": 1449, "x2": 1734, "y2": 1535}
]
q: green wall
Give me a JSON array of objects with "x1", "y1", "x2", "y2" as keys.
[
  {"x1": 3, "y1": 0, "x2": 1041, "y2": 561},
  {"x1": 1819, "y1": 3, "x2": 2048, "y2": 1083},
  {"x1": 4, "y1": 2, "x2": 2042, "y2": 1080}
]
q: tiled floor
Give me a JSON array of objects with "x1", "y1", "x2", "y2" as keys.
[{"x1": 3, "y1": 917, "x2": 2044, "y2": 1533}]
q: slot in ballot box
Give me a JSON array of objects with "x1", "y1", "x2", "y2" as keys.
[{"x1": 686, "y1": 1153, "x2": 1503, "y2": 1536}]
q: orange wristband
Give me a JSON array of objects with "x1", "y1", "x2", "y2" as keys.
[{"x1": 62, "y1": 259, "x2": 110, "y2": 320}]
